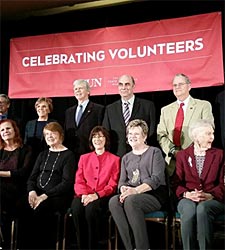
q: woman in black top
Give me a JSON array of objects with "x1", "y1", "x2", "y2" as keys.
[
  {"x1": 0, "y1": 119, "x2": 33, "y2": 249},
  {"x1": 24, "y1": 97, "x2": 56, "y2": 160},
  {"x1": 18, "y1": 122, "x2": 75, "y2": 249}
]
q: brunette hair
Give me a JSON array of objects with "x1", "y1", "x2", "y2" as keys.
[
  {"x1": 43, "y1": 122, "x2": 64, "y2": 141},
  {"x1": 89, "y1": 126, "x2": 110, "y2": 151},
  {"x1": 0, "y1": 119, "x2": 22, "y2": 149}
]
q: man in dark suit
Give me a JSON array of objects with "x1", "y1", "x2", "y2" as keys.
[
  {"x1": 0, "y1": 94, "x2": 10, "y2": 120},
  {"x1": 0, "y1": 94, "x2": 23, "y2": 134},
  {"x1": 103, "y1": 74, "x2": 156, "y2": 157},
  {"x1": 64, "y1": 79, "x2": 104, "y2": 165},
  {"x1": 215, "y1": 89, "x2": 225, "y2": 149}
]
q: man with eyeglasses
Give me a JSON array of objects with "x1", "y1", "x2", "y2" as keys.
[
  {"x1": 0, "y1": 94, "x2": 24, "y2": 136},
  {"x1": 157, "y1": 73, "x2": 214, "y2": 177},
  {"x1": 0, "y1": 94, "x2": 10, "y2": 120}
]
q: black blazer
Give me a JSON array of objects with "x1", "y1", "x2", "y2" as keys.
[
  {"x1": 103, "y1": 97, "x2": 156, "y2": 157},
  {"x1": 64, "y1": 101, "x2": 104, "y2": 162}
]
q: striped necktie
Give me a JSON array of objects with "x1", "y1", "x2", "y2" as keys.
[{"x1": 123, "y1": 102, "x2": 130, "y2": 126}]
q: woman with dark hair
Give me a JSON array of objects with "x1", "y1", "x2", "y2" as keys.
[
  {"x1": 0, "y1": 119, "x2": 33, "y2": 249},
  {"x1": 70, "y1": 126, "x2": 120, "y2": 250},
  {"x1": 24, "y1": 97, "x2": 56, "y2": 160}
]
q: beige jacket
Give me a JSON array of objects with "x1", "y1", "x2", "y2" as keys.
[{"x1": 157, "y1": 96, "x2": 214, "y2": 176}]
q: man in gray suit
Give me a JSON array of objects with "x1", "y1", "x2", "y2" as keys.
[
  {"x1": 103, "y1": 74, "x2": 156, "y2": 157},
  {"x1": 157, "y1": 73, "x2": 214, "y2": 177}
]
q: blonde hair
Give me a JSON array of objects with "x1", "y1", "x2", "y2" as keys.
[{"x1": 126, "y1": 119, "x2": 148, "y2": 137}]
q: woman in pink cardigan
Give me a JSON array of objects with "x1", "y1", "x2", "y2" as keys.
[{"x1": 70, "y1": 126, "x2": 120, "y2": 250}]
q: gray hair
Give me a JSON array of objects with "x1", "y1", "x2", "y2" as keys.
[
  {"x1": 188, "y1": 119, "x2": 214, "y2": 141},
  {"x1": 173, "y1": 73, "x2": 191, "y2": 84},
  {"x1": 0, "y1": 94, "x2": 10, "y2": 104},
  {"x1": 73, "y1": 79, "x2": 90, "y2": 92},
  {"x1": 126, "y1": 119, "x2": 148, "y2": 137}
]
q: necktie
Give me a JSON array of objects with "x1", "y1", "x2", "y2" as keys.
[
  {"x1": 0, "y1": 114, "x2": 7, "y2": 120},
  {"x1": 123, "y1": 102, "x2": 130, "y2": 126},
  {"x1": 76, "y1": 105, "x2": 83, "y2": 126},
  {"x1": 173, "y1": 102, "x2": 184, "y2": 147}
]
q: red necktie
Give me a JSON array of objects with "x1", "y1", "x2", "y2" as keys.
[{"x1": 173, "y1": 103, "x2": 184, "y2": 147}]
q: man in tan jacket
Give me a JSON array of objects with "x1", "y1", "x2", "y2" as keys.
[{"x1": 157, "y1": 73, "x2": 214, "y2": 176}]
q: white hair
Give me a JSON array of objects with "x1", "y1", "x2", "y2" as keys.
[{"x1": 188, "y1": 119, "x2": 214, "y2": 141}]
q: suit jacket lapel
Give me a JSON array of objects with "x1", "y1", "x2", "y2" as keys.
[
  {"x1": 183, "y1": 97, "x2": 196, "y2": 127},
  {"x1": 130, "y1": 98, "x2": 140, "y2": 119},
  {"x1": 186, "y1": 146, "x2": 199, "y2": 178},
  {"x1": 170, "y1": 102, "x2": 179, "y2": 123},
  {"x1": 79, "y1": 101, "x2": 93, "y2": 125},
  {"x1": 200, "y1": 149, "x2": 214, "y2": 180},
  {"x1": 117, "y1": 100, "x2": 127, "y2": 126}
]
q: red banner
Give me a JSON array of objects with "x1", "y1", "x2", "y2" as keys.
[{"x1": 9, "y1": 12, "x2": 224, "y2": 98}]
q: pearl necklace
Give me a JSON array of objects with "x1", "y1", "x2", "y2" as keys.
[{"x1": 39, "y1": 150, "x2": 60, "y2": 188}]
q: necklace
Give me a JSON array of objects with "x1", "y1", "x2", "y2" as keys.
[{"x1": 39, "y1": 150, "x2": 60, "y2": 188}]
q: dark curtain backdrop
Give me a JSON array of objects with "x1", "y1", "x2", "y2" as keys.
[{"x1": 0, "y1": 0, "x2": 224, "y2": 148}]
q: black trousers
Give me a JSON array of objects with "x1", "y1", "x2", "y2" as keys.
[{"x1": 70, "y1": 196, "x2": 110, "y2": 250}]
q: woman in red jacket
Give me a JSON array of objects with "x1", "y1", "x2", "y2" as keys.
[
  {"x1": 70, "y1": 125, "x2": 120, "y2": 250},
  {"x1": 175, "y1": 119, "x2": 225, "y2": 250}
]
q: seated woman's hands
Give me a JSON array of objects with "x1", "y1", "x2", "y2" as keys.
[
  {"x1": 28, "y1": 191, "x2": 48, "y2": 209},
  {"x1": 185, "y1": 189, "x2": 213, "y2": 202},
  {"x1": 81, "y1": 193, "x2": 98, "y2": 206},
  {"x1": 119, "y1": 186, "x2": 137, "y2": 203}
]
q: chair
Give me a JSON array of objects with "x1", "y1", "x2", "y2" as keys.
[
  {"x1": 145, "y1": 210, "x2": 169, "y2": 250},
  {"x1": 0, "y1": 211, "x2": 18, "y2": 250},
  {"x1": 63, "y1": 208, "x2": 113, "y2": 250},
  {"x1": 62, "y1": 208, "x2": 76, "y2": 250},
  {"x1": 108, "y1": 214, "x2": 118, "y2": 250},
  {"x1": 10, "y1": 211, "x2": 63, "y2": 250},
  {"x1": 171, "y1": 212, "x2": 181, "y2": 250},
  {"x1": 108, "y1": 210, "x2": 169, "y2": 250},
  {"x1": 172, "y1": 212, "x2": 225, "y2": 250}
]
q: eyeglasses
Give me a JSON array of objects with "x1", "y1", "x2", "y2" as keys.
[
  {"x1": 172, "y1": 82, "x2": 187, "y2": 88},
  {"x1": 92, "y1": 135, "x2": 105, "y2": 139}
]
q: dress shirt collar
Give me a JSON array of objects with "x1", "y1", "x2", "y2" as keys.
[
  {"x1": 78, "y1": 99, "x2": 89, "y2": 111},
  {"x1": 177, "y1": 95, "x2": 190, "y2": 114},
  {"x1": 122, "y1": 95, "x2": 135, "y2": 107}
]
